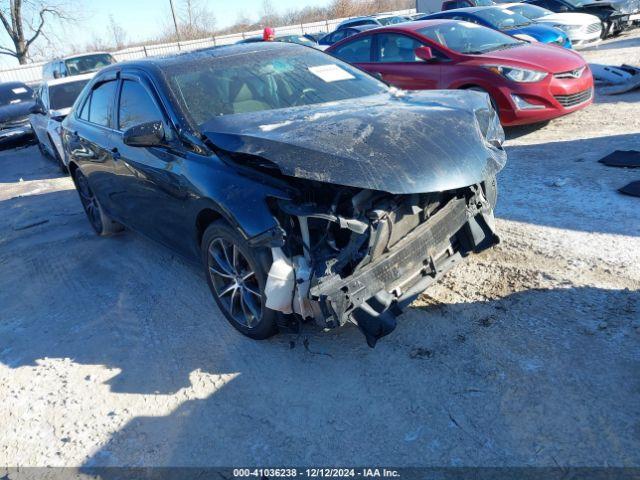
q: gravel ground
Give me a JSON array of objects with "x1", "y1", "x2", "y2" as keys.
[{"x1": 1, "y1": 31, "x2": 639, "y2": 468}]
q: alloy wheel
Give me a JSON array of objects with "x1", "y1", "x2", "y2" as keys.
[
  {"x1": 75, "y1": 174, "x2": 103, "y2": 233},
  {"x1": 207, "y1": 237, "x2": 263, "y2": 329}
]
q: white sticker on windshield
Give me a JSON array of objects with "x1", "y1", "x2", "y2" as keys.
[
  {"x1": 12, "y1": 87, "x2": 27, "y2": 94},
  {"x1": 308, "y1": 64, "x2": 355, "y2": 83}
]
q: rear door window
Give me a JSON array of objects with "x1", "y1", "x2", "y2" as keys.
[
  {"x1": 84, "y1": 81, "x2": 117, "y2": 127},
  {"x1": 331, "y1": 36, "x2": 373, "y2": 63},
  {"x1": 375, "y1": 34, "x2": 424, "y2": 63}
]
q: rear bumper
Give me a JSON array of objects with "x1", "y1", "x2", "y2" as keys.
[{"x1": 310, "y1": 193, "x2": 499, "y2": 344}]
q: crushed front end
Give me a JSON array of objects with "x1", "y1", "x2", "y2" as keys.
[{"x1": 266, "y1": 177, "x2": 500, "y2": 347}]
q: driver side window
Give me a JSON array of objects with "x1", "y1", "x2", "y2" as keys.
[
  {"x1": 375, "y1": 34, "x2": 425, "y2": 63},
  {"x1": 118, "y1": 80, "x2": 163, "y2": 131}
]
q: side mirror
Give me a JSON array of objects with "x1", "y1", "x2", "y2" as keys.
[
  {"x1": 558, "y1": 5, "x2": 568, "y2": 11},
  {"x1": 415, "y1": 46, "x2": 435, "y2": 62},
  {"x1": 53, "y1": 71, "x2": 61, "y2": 79},
  {"x1": 29, "y1": 103, "x2": 46, "y2": 115},
  {"x1": 123, "y1": 121, "x2": 165, "y2": 147}
]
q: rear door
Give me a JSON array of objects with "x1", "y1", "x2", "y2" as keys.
[
  {"x1": 69, "y1": 75, "x2": 123, "y2": 218},
  {"x1": 369, "y1": 33, "x2": 442, "y2": 89},
  {"x1": 110, "y1": 72, "x2": 192, "y2": 254}
]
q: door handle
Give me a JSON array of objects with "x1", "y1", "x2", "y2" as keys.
[{"x1": 111, "y1": 147, "x2": 121, "y2": 160}]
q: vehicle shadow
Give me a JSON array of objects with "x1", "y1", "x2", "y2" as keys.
[
  {"x1": 504, "y1": 121, "x2": 550, "y2": 140},
  {"x1": 583, "y1": 34, "x2": 640, "y2": 52},
  {"x1": 0, "y1": 143, "x2": 67, "y2": 183},
  {"x1": 593, "y1": 89, "x2": 640, "y2": 105},
  {"x1": 71, "y1": 285, "x2": 640, "y2": 467},
  {"x1": 502, "y1": 132, "x2": 640, "y2": 236}
]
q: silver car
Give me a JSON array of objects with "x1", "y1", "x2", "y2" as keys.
[{"x1": 29, "y1": 73, "x2": 93, "y2": 171}]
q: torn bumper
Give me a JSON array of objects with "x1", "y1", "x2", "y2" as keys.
[{"x1": 310, "y1": 195, "x2": 499, "y2": 346}]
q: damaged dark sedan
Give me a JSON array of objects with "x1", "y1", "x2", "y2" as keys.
[{"x1": 62, "y1": 43, "x2": 506, "y2": 346}]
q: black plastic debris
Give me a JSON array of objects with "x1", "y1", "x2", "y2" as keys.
[
  {"x1": 598, "y1": 150, "x2": 640, "y2": 168},
  {"x1": 619, "y1": 181, "x2": 640, "y2": 198}
]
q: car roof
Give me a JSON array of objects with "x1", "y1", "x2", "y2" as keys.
[
  {"x1": 350, "y1": 24, "x2": 380, "y2": 31},
  {"x1": 46, "y1": 51, "x2": 114, "y2": 63},
  {"x1": 0, "y1": 81, "x2": 30, "y2": 89},
  {"x1": 43, "y1": 72, "x2": 95, "y2": 87},
  {"x1": 98, "y1": 42, "x2": 310, "y2": 75},
  {"x1": 362, "y1": 19, "x2": 466, "y2": 32},
  {"x1": 434, "y1": 5, "x2": 505, "y2": 13}
]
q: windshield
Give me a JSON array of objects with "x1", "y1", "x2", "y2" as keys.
[
  {"x1": 473, "y1": 8, "x2": 532, "y2": 29},
  {"x1": 506, "y1": 3, "x2": 554, "y2": 18},
  {"x1": 0, "y1": 83, "x2": 33, "y2": 107},
  {"x1": 64, "y1": 54, "x2": 115, "y2": 76},
  {"x1": 419, "y1": 21, "x2": 523, "y2": 53},
  {"x1": 377, "y1": 16, "x2": 407, "y2": 25},
  {"x1": 49, "y1": 79, "x2": 90, "y2": 110},
  {"x1": 165, "y1": 47, "x2": 387, "y2": 127}
]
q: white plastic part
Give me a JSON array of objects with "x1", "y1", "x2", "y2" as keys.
[{"x1": 265, "y1": 248, "x2": 295, "y2": 314}]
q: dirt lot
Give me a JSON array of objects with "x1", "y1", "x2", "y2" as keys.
[{"x1": 1, "y1": 31, "x2": 639, "y2": 468}]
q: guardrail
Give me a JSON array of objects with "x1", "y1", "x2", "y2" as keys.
[{"x1": 0, "y1": 8, "x2": 415, "y2": 84}]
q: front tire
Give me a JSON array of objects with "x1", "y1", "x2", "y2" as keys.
[
  {"x1": 73, "y1": 170, "x2": 123, "y2": 236},
  {"x1": 202, "y1": 221, "x2": 278, "y2": 340}
]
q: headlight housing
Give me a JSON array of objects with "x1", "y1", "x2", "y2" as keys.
[
  {"x1": 483, "y1": 65, "x2": 548, "y2": 83},
  {"x1": 553, "y1": 23, "x2": 582, "y2": 33}
]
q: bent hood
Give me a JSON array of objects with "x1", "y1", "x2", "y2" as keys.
[{"x1": 201, "y1": 90, "x2": 506, "y2": 194}]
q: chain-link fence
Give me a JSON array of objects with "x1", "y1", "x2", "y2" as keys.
[{"x1": 0, "y1": 8, "x2": 415, "y2": 85}]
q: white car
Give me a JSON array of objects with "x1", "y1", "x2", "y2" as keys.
[
  {"x1": 503, "y1": 2, "x2": 602, "y2": 47},
  {"x1": 335, "y1": 14, "x2": 409, "y2": 29},
  {"x1": 29, "y1": 73, "x2": 93, "y2": 172}
]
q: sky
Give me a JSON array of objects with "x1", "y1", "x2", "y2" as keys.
[{"x1": 0, "y1": 0, "x2": 334, "y2": 67}]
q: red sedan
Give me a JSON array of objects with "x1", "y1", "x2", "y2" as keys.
[{"x1": 326, "y1": 20, "x2": 593, "y2": 126}]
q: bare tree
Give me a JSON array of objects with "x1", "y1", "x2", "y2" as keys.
[
  {"x1": 0, "y1": 0, "x2": 72, "y2": 64},
  {"x1": 329, "y1": 0, "x2": 359, "y2": 18},
  {"x1": 107, "y1": 14, "x2": 126, "y2": 50},
  {"x1": 260, "y1": 0, "x2": 278, "y2": 26},
  {"x1": 179, "y1": 0, "x2": 216, "y2": 40}
]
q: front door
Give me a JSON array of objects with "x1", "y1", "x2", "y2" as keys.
[
  {"x1": 368, "y1": 33, "x2": 442, "y2": 90},
  {"x1": 110, "y1": 73, "x2": 193, "y2": 256}
]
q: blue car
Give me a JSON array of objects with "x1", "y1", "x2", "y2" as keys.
[
  {"x1": 318, "y1": 25, "x2": 378, "y2": 47},
  {"x1": 421, "y1": 6, "x2": 572, "y2": 48}
]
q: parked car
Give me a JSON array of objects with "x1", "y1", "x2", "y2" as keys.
[
  {"x1": 336, "y1": 14, "x2": 410, "y2": 29},
  {"x1": 417, "y1": 0, "x2": 494, "y2": 12},
  {"x1": 61, "y1": 42, "x2": 505, "y2": 347},
  {"x1": 318, "y1": 25, "x2": 378, "y2": 46},
  {"x1": 503, "y1": 3, "x2": 602, "y2": 46},
  {"x1": 0, "y1": 81, "x2": 35, "y2": 147},
  {"x1": 522, "y1": 0, "x2": 631, "y2": 36},
  {"x1": 237, "y1": 34, "x2": 325, "y2": 49},
  {"x1": 327, "y1": 20, "x2": 593, "y2": 126},
  {"x1": 29, "y1": 73, "x2": 93, "y2": 172},
  {"x1": 422, "y1": 6, "x2": 572, "y2": 47},
  {"x1": 42, "y1": 52, "x2": 116, "y2": 80}
]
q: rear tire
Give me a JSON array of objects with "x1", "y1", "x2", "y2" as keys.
[
  {"x1": 202, "y1": 220, "x2": 278, "y2": 340},
  {"x1": 73, "y1": 170, "x2": 123, "y2": 236}
]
